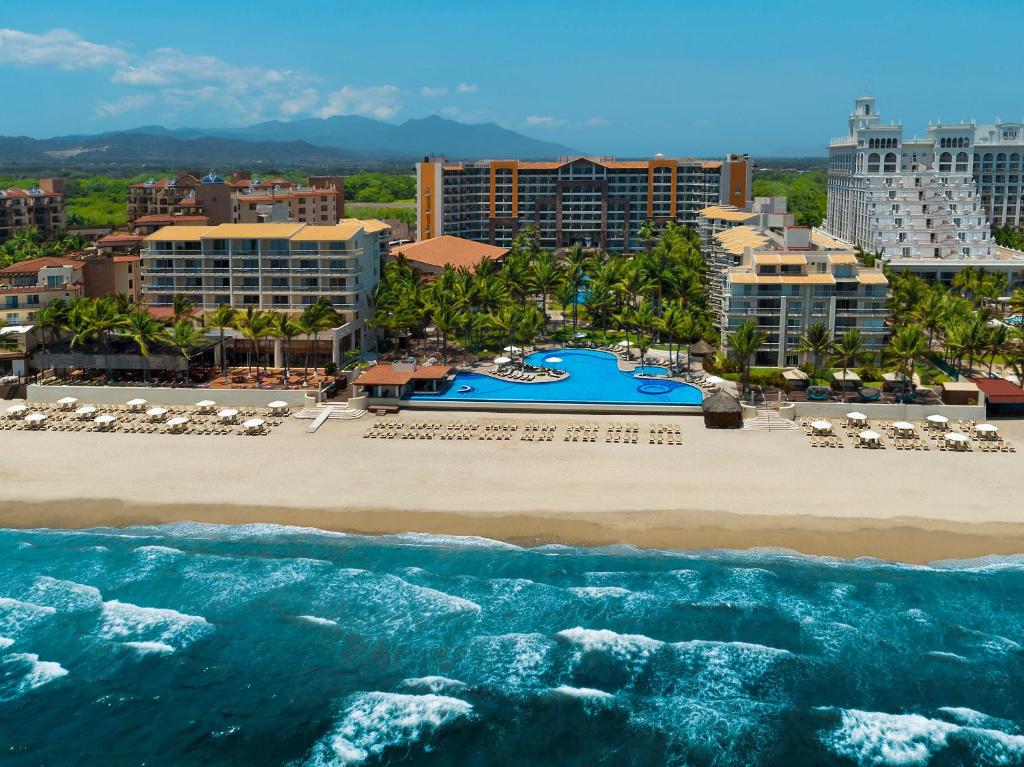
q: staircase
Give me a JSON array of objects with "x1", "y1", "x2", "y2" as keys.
[
  {"x1": 295, "y1": 403, "x2": 366, "y2": 433},
  {"x1": 743, "y1": 407, "x2": 800, "y2": 432}
]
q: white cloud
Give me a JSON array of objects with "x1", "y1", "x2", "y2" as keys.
[
  {"x1": 456, "y1": 83, "x2": 478, "y2": 93},
  {"x1": 421, "y1": 86, "x2": 448, "y2": 97},
  {"x1": 584, "y1": 117, "x2": 609, "y2": 127},
  {"x1": 524, "y1": 115, "x2": 565, "y2": 128},
  {"x1": 318, "y1": 85, "x2": 401, "y2": 120},
  {"x1": 93, "y1": 93, "x2": 154, "y2": 117},
  {"x1": 0, "y1": 27, "x2": 126, "y2": 70},
  {"x1": 280, "y1": 87, "x2": 320, "y2": 116}
]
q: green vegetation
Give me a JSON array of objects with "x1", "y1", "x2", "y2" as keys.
[
  {"x1": 370, "y1": 222, "x2": 715, "y2": 367},
  {"x1": 346, "y1": 205, "x2": 415, "y2": 227},
  {"x1": 1, "y1": 227, "x2": 85, "y2": 268},
  {"x1": 993, "y1": 225, "x2": 1024, "y2": 251},
  {"x1": 752, "y1": 170, "x2": 827, "y2": 227},
  {"x1": 343, "y1": 173, "x2": 415, "y2": 203}
]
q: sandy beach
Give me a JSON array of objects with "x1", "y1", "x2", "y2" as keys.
[{"x1": 2, "y1": 407, "x2": 1023, "y2": 563}]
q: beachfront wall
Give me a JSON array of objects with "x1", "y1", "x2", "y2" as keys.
[
  {"x1": 34, "y1": 352, "x2": 187, "y2": 372},
  {"x1": 401, "y1": 399, "x2": 703, "y2": 416},
  {"x1": 27, "y1": 384, "x2": 315, "y2": 408},
  {"x1": 789, "y1": 400, "x2": 987, "y2": 422}
]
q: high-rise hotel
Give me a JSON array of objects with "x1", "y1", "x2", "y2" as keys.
[
  {"x1": 824, "y1": 97, "x2": 1024, "y2": 285},
  {"x1": 416, "y1": 154, "x2": 751, "y2": 252}
]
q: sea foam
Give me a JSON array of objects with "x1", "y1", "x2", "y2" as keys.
[
  {"x1": 0, "y1": 652, "x2": 68, "y2": 701},
  {"x1": 400, "y1": 676, "x2": 467, "y2": 693},
  {"x1": 25, "y1": 576, "x2": 103, "y2": 613},
  {"x1": 98, "y1": 600, "x2": 211, "y2": 650},
  {"x1": 307, "y1": 692, "x2": 473, "y2": 766}
]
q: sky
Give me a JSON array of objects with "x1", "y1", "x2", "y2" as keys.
[{"x1": 2, "y1": 0, "x2": 1023, "y2": 157}]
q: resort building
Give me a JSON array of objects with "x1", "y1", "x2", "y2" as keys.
[
  {"x1": 0, "y1": 257, "x2": 83, "y2": 325},
  {"x1": 234, "y1": 183, "x2": 344, "y2": 225},
  {"x1": 390, "y1": 236, "x2": 508, "y2": 276},
  {"x1": 720, "y1": 225, "x2": 889, "y2": 367},
  {"x1": 140, "y1": 221, "x2": 385, "y2": 359},
  {"x1": 0, "y1": 179, "x2": 65, "y2": 242},
  {"x1": 81, "y1": 253, "x2": 142, "y2": 303},
  {"x1": 353, "y1": 219, "x2": 393, "y2": 265},
  {"x1": 699, "y1": 197, "x2": 794, "y2": 325},
  {"x1": 416, "y1": 154, "x2": 751, "y2": 252},
  {"x1": 825, "y1": 97, "x2": 1024, "y2": 285}
]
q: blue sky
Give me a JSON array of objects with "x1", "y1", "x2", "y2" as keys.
[{"x1": 2, "y1": 0, "x2": 1023, "y2": 156}]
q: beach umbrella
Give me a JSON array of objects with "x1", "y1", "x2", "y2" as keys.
[
  {"x1": 976, "y1": 423, "x2": 998, "y2": 434},
  {"x1": 946, "y1": 432, "x2": 969, "y2": 448},
  {"x1": 166, "y1": 416, "x2": 189, "y2": 432},
  {"x1": 218, "y1": 408, "x2": 239, "y2": 422},
  {"x1": 243, "y1": 418, "x2": 265, "y2": 433},
  {"x1": 892, "y1": 421, "x2": 915, "y2": 432},
  {"x1": 75, "y1": 405, "x2": 97, "y2": 419},
  {"x1": 811, "y1": 420, "x2": 832, "y2": 433},
  {"x1": 503, "y1": 345, "x2": 521, "y2": 353},
  {"x1": 859, "y1": 430, "x2": 880, "y2": 443},
  {"x1": 573, "y1": 332, "x2": 587, "y2": 339},
  {"x1": 24, "y1": 413, "x2": 47, "y2": 427},
  {"x1": 146, "y1": 406, "x2": 168, "y2": 421},
  {"x1": 845, "y1": 411, "x2": 867, "y2": 422},
  {"x1": 57, "y1": 396, "x2": 78, "y2": 409},
  {"x1": 94, "y1": 415, "x2": 116, "y2": 428},
  {"x1": 926, "y1": 414, "x2": 948, "y2": 424},
  {"x1": 267, "y1": 400, "x2": 288, "y2": 409},
  {"x1": 493, "y1": 356, "x2": 511, "y2": 366},
  {"x1": 705, "y1": 375, "x2": 726, "y2": 385},
  {"x1": 195, "y1": 399, "x2": 216, "y2": 411},
  {"x1": 5, "y1": 404, "x2": 27, "y2": 417},
  {"x1": 616, "y1": 340, "x2": 630, "y2": 348}
]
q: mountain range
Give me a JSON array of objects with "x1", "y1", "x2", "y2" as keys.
[{"x1": 0, "y1": 115, "x2": 580, "y2": 169}]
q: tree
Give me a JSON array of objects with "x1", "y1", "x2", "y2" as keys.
[
  {"x1": 985, "y1": 323, "x2": 1010, "y2": 375},
  {"x1": 794, "y1": 323, "x2": 833, "y2": 381},
  {"x1": 728, "y1": 319, "x2": 767, "y2": 400},
  {"x1": 527, "y1": 253, "x2": 562, "y2": 321},
  {"x1": 297, "y1": 299, "x2": 339, "y2": 382},
  {"x1": 233, "y1": 306, "x2": 270, "y2": 378},
  {"x1": 431, "y1": 303, "x2": 462, "y2": 363},
  {"x1": 631, "y1": 300, "x2": 656, "y2": 368},
  {"x1": 912, "y1": 289, "x2": 948, "y2": 349},
  {"x1": 637, "y1": 219, "x2": 657, "y2": 254},
  {"x1": 33, "y1": 299, "x2": 67, "y2": 353},
  {"x1": 270, "y1": 311, "x2": 303, "y2": 379},
  {"x1": 203, "y1": 304, "x2": 237, "y2": 379},
  {"x1": 830, "y1": 329, "x2": 866, "y2": 403},
  {"x1": 165, "y1": 319, "x2": 206, "y2": 382},
  {"x1": 123, "y1": 307, "x2": 165, "y2": 383},
  {"x1": 172, "y1": 294, "x2": 195, "y2": 323},
  {"x1": 553, "y1": 280, "x2": 576, "y2": 342},
  {"x1": 884, "y1": 324, "x2": 928, "y2": 402}
]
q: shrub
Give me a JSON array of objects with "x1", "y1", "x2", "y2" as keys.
[
  {"x1": 324, "y1": 362, "x2": 339, "y2": 376},
  {"x1": 857, "y1": 365, "x2": 883, "y2": 382}
]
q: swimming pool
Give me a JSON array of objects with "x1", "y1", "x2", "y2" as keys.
[
  {"x1": 633, "y1": 365, "x2": 670, "y2": 377},
  {"x1": 409, "y1": 349, "x2": 703, "y2": 406}
]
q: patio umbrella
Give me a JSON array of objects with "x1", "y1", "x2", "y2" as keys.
[
  {"x1": 146, "y1": 407, "x2": 168, "y2": 420},
  {"x1": 218, "y1": 408, "x2": 239, "y2": 422},
  {"x1": 859, "y1": 430, "x2": 880, "y2": 442},
  {"x1": 94, "y1": 415, "x2": 116, "y2": 427},
  {"x1": 845, "y1": 411, "x2": 867, "y2": 422},
  {"x1": 267, "y1": 400, "x2": 288, "y2": 409},
  {"x1": 976, "y1": 424, "x2": 999, "y2": 438},
  {"x1": 493, "y1": 356, "x2": 511, "y2": 366},
  {"x1": 196, "y1": 399, "x2": 216, "y2": 409},
  {"x1": 75, "y1": 405, "x2": 97, "y2": 418},
  {"x1": 243, "y1": 418, "x2": 265, "y2": 433},
  {"x1": 926, "y1": 414, "x2": 948, "y2": 424},
  {"x1": 573, "y1": 332, "x2": 587, "y2": 339},
  {"x1": 705, "y1": 375, "x2": 726, "y2": 385},
  {"x1": 892, "y1": 421, "x2": 915, "y2": 432},
  {"x1": 503, "y1": 346, "x2": 521, "y2": 353},
  {"x1": 616, "y1": 340, "x2": 630, "y2": 348},
  {"x1": 811, "y1": 420, "x2": 832, "y2": 433},
  {"x1": 166, "y1": 416, "x2": 189, "y2": 432},
  {"x1": 57, "y1": 396, "x2": 78, "y2": 409},
  {"x1": 6, "y1": 404, "x2": 27, "y2": 417},
  {"x1": 24, "y1": 413, "x2": 47, "y2": 427},
  {"x1": 946, "y1": 432, "x2": 969, "y2": 445}
]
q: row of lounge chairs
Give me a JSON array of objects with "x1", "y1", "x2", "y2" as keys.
[
  {"x1": 606, "y1": 424, "x2": 641, "y2": 444},
  {"x1": 649, "y1": 424, "x2": 683, "y2": 445},
  {"x1": 360, "y1": 418, "x2": 688, "y2": 446}
]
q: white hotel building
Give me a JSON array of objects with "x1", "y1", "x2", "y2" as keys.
[{"x1": 825, "y1": 97, "x2": 1024, "y2": 286}]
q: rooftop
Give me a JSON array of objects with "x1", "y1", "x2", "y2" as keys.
[
  {"x1": 391, "y1": 236, "x2": 509, "y2": 270},
  {"x1": 0, "y1": 257, "x2": 81, "y2": 275},
  {"x1": 700, "y1": 205, "x2": 757, "y2": 222},
  {"x1": 354, "y1": 364, "x2": 452, "y2": 387}
]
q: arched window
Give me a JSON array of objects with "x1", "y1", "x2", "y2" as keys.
[
  {"x1": 867, "y1": 153, "x2": 880, "y2": 173},
  {"x1": 938, "y1": 152, "x2": 952, "y2": 172},
  {"x1": 883, "y1": 152, "x2": 897, "y2": 173},
  {"x1": 997, "y1": 152, "x2": 1008, "y2": 170},
  {"x1": 955, "y1": 152, "x2": 969, "y2": 172},
  {"x1": 1011, "y1": 152, "x2": 1020, "y2": 169}
]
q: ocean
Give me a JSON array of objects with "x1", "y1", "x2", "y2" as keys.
[{"x1": 1, "y1": 524, "x2": 1023, "y2": 766}]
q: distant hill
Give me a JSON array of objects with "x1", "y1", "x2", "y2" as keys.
[{"x1": 0, "y1": 115, "x2": 579, "y2": 170}]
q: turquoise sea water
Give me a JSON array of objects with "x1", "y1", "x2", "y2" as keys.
[
  {"x1": 1, "y1": 524, "x2": 1023, "y2": 766},
  {"x1": 410, "y1": 349, "x2": 702, "y2": 406}
]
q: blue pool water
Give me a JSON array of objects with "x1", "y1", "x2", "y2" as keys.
[
  {"x1": 1008, "y1": 315, "x2": 1022, "y2": 327},
  {"x1": 633, "y1": 365, "x2": 670, "y2": 377},
  {"x1": 410, "y1": 349, "x2": 702, "y2": 406},
  {"x1": 3, "y1": 524, "x2": 1024, "y2": 766}
]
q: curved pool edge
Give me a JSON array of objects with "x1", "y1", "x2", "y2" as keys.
[{"x1": 402, "y1": 398, "x2": 705, "y2": 416}]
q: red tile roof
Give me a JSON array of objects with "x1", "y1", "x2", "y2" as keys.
[
  {"x1": 391, "y1": 236, "x2": 508, "y2": 271},
  {"x1": 0, "y1": 257, "x2": 81, "y2": 275},
  {"x1": 354, "y1": 364, "x2": 452, "y2": 387},
  {"x1": 972, "y1": 377, "x2": 1024, "y2": 404},
  {"x1": 98, "y1": 234, "x2": 145, "y2": 246},
  {"x1": 112, "y1": 255, "x2": 141, "y2": 263}
]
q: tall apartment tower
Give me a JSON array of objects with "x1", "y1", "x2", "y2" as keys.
[
  {"x1": 417, "y1": 154, "x2": 751, "y2": 252},
  {"x1": 825, "y1": 97, "x2": 1024, "y2": 285}
]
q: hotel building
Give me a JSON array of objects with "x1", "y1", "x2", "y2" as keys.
[
  {"x1": 140, "y1": 221, "x2": 384, "y2": 358},
  {"x1": 0, "y1": 257, "x2": 83, "y2": 325},
  {"x1": 720, "y1": 225, "x2": 889, "y2": 367},
  {"x1": 0, "y1": 180, "x2": 65, "y2": 242},
  {"x1": 417, "y1": 154, "x2": 751, "y2": 252},
  {"x1": 825, "y1": 97, "x2": 1024, "y2": 285}
]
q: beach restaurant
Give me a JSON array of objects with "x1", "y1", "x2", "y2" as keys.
[{"x1": 352, "y1": 361, "x2": 452, "y2": 403}]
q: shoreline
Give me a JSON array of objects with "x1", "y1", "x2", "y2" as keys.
[{"x1": 4, "y1": 498, "x2": 1024, "y2": 564}]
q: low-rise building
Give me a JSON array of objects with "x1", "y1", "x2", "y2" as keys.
[
  {"x1": 0, "y1": 256, "x2": 83, "y2": 324},
  {"x1": 0, "y1": 179, "x2": 65, "y2": 242},
  {"x1": 390, "y1": 235, "x2": 508, "y2": 276},
  {"x1": 721, "y1": 226, "x2": 889, "y2": 367},
  {"x1": 81, "y1": 253, "x2": 142, "y2": 303},
  {"x1": 140, "y1": 221, "x2": 385, "y2": 360}
]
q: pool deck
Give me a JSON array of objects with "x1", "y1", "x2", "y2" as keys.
[{"x1": 402, "y1": 398, "x2": 704, "y2": 416}]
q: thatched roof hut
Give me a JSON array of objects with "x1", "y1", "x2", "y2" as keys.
[
  {"x1": 690, "y1": 340, "x2": 715, "y2": 356},
  {"x1": 703, "y1": 389, "x2": 743, "y2": 429}
]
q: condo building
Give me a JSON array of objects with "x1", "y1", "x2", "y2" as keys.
[
  {"x1": 720, "y1": 225, "x2": 889, "y2": 367},
  {"x1": 0, "y1": 257, "x2": 83, "y2": 325},
  {"x1": 0, "y1": 179, "x2": 65, "y2": 242},
  {"x1": 417, "y1": 154, "x2": 751, "y2": 252},
  {"x1": 140, "y1": 221, "x2": 384, "y2": 357},
  {"x1": 825, "y1": 97, "x2": 1024, "y2": 284}
]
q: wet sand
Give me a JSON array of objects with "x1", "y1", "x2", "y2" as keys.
[{"x1": 2, "y1": 409, "x2": 1023, "y2": 563}]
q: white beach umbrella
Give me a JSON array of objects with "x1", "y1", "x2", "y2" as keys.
[
  {"x1": 926, "y1": 414, "x2": 949, "y2": 424},
  {"x1": 859, "y1": 430, "x2": 881, "y2": 442},
  {"x1": 218, "y1": 408, "x2": 239, "y2": 422},
  {"x1": 267, "y1": 400, "x2": 288, "y2": 409},
  {"x1": 146, "y1": 406, "x2": 168, "y2": 420},
  {"x1": 616, "y1": 340, "x2": 630, "y2": 348},
  {"x1": 845, "y1": 411, "x2": 868, "y2": 422},
  {"x1": 811, "y1": 420, "x2": 832, "y2": 432},
  {"x1": 166, "y1": 416, "x2": 189, "y2": 432},
  {"x1": 573, "y1": 332, "x2": 587, "y2": 339},
  {"x1": 57, "y1": 396, "x2": 78, "y2": 408},
  {"x1": 126, "y1": 398, "x2": 147, "y2": 408},
  {"x1": 6, "y1": 404, "x2": 27, "y2": 417},
  {"x1": 243, "y1": 418, "x2": 265, "y2": 433},
  {"x1": 493, "y1": 356, "x2": 511, "y2": 366},
  {"x1": 976, "y1": 423, "x2": 998, "y2": 434},
  {"x1": 94, "y1": 414, "x2": 116, "y2": 427},
  {"x1": 196, "y1": 399, "x2": 216, "y2": 410},
  {"x1": 502, "y1": 345, "x2": 522, "y2": 353},
  {"x1": 24, "y1": 413, "x2": 47, "y2": 426},
  {"x1": 75, "y1": 405, "x2": 97, "y2": 418},
  {"x1": 892, "y1": 421, "x2": 915, "y2": 432},
  {"x1": 705, "y1": 375, "x2": 726, "y2": 385},
  {"x1": 946, "y1": 432, "x2": 969, "y2": 443}
]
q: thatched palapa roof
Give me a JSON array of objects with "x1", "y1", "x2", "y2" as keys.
[
  {"x1": 702, "y1": 389, "x2": 742, "y2": 413},
  {"x1": 690, "y1": 340, "x2": 715, "y2": 356}
]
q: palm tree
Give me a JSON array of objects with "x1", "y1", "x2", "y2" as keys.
[
  {"x1": 631, "y1": 300, "x2": 656, "y2": 368},
  {"x1": 527, "y1": 253, "x2": 562, "y2": 322},
  {"x1": 165, "y1": 319, "x2": 206, "y2": 382},
  {"x1": 637, "y1": 219, "x2": 657, "y2": 254},
  {"x1": 794, "y1": 323, "x2": 832, "y2": 381},
  {"x1": 913, "y1": 289, "x2": 948, "y2": 349},
  {"x1": 553, "y1": 280, "x2": 576, "y2": 342},
  {"x1": 884, "y1": 324, "x2": 928, "y2": 401},
  {"x1": 270, "y1": 311, "x2": 303, "y2": 379},
  {"x1": 233, "y1": 306, "x2": 270, "y2": 378},
  {"x1": 203, "y1": 304, "x2": 237, "y2": 379},
  {"x1": 432, "y1": 303, "x2": 462, "y2": 363},
  {"x1": 33, "y1": 299, "x2": 67, "y2": 353},
  {"x1": 297, "y1": 299, "x2": 339, "y2": 382},
  {"x1": 728, "y1": 319, "x2": 767, "y2": 400},
  {"x1": 490, "y1": 305, "x2": 523, "y2": 363},
  {"x1": 565, "y1": 244, "x2": 589, "y2": 338},
  {"x1": 830, "y1": 329, "x2": 866, "y2": 403},
  {"x1": 172, "y1": 294, "x2": 195, "y2": 323},
  {"x1": 123, "y1": 307, "x2": 165, "y2": 383},
  {"x1": 985, "y1": 323, "x2": 1010, "y2": 375}
]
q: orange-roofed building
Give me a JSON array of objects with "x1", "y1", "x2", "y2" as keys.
[
  {"x1": 416, "y1": 153, "x2": 750, "y2": 252},
  {"x1": 390, "y1": 236, "x2": 508, "y2": 276}
]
